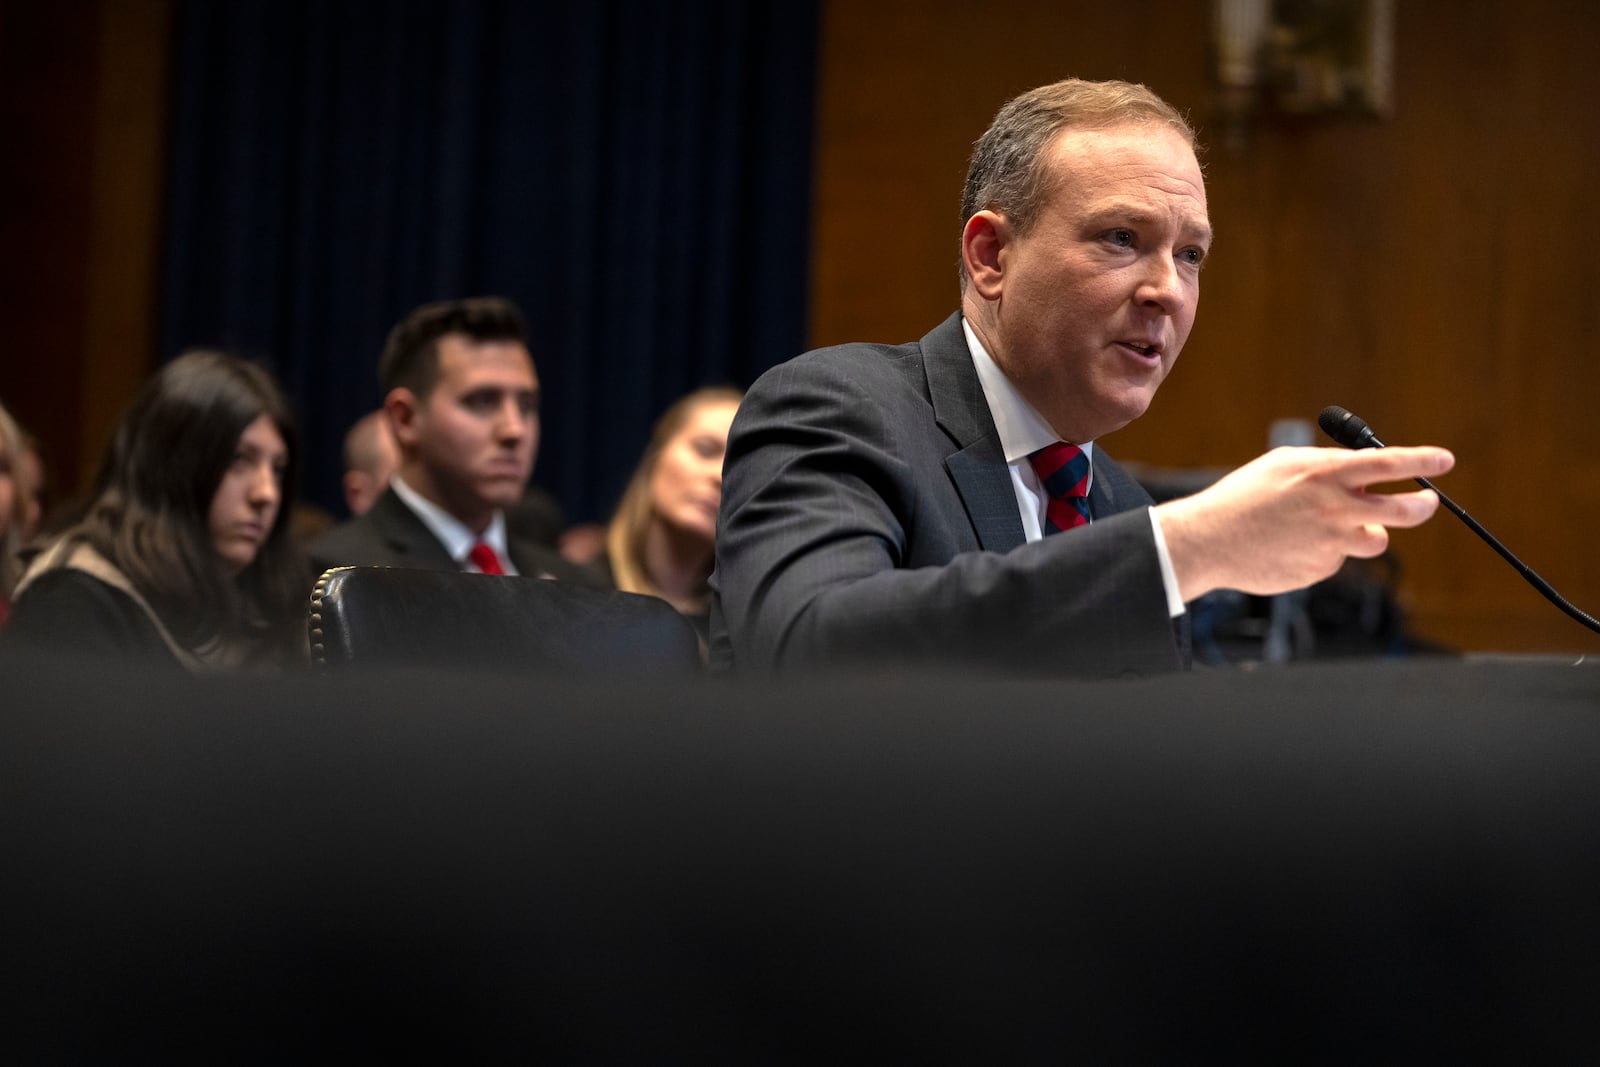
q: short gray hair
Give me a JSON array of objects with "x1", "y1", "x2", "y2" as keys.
[{"x1": 959, "y1": 79, "x2": 1197, "y2": 288}]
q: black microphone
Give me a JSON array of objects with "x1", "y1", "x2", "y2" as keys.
[
  {"x1": 1318, "y1": 405, "x2": 1600, "y2": 636},
  {"x1": 1316, "y1": 405, "x2": 1383, "y2": 450}
]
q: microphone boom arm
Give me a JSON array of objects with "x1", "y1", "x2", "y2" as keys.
[{"x1": 1317, "y1": 405, "x2": 1600, "y2": 637}]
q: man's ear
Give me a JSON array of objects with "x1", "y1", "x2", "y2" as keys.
[
  {"x1": 384, "y1": 388, "x2": 420, "y2": 449},
  {"x1": 961, "y1": 210, "x2": 1009, "y2": 300}
]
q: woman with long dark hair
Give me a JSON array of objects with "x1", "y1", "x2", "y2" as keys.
[{"x1": 7, "y1": 351, "x2": 306, "y2": 670}]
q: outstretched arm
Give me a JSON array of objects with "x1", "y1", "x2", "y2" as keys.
[{"x1": 1155, "y1": 445, "x2": 1455, "y2": 603}]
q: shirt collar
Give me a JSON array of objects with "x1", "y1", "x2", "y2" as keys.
[
  {"x1": 390, "y1": 475, "x2": 510, "y2": 566},
  {"x1": 962, "y1": 316, "x2": 1095, "y2": 470}
]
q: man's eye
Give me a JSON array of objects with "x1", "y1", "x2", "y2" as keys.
[
  {"x1": 1107, "y1": 229, "x2": 1135, "y2": 247},
  {"x1": 1182, "y1": 247, "x2": 1206, "y2": 266}
]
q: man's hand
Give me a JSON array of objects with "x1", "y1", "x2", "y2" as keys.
[{"x1": 1155, "y1": 445, "x2": 1456, "y2": 602}]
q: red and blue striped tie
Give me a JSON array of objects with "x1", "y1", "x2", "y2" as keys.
[{"x1": 1029, "y1": 442, "x2": 1091, "y2": 534}]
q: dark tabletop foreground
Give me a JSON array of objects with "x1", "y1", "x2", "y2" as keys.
[{"x1": 2, "y1": 650, "x2": 1597, "y2": 1061}]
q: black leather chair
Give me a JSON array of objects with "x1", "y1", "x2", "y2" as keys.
[{"x1": 308, "y1": 566, "x2": 701, "y2": 676}]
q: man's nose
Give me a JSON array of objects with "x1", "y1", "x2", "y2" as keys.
[
  {"x1": 1136, "y1": 253, "x2": 1187, "y2": 314},
  {"x1": 497, "y1": 400, "x2": 530, "y2": 437}
]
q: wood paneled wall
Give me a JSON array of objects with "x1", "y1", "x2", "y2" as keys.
[
  {"x1": 811, "y1": 0, "x2": 1600, "y2": 655},
  {"x1": 0, "y1": 0, "x2": 169, "y2": 497},
  {"x1": 13, "y1": 1, "x2": 1599, "y2": 655}
]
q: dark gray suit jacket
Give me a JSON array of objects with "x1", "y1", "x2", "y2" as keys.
[
  {"x1": 308, "y1": 487, "x2": 602, "y2": 586},
  {"x1": 710, "y1": 312, "x2": 1188, "y2": 678}
]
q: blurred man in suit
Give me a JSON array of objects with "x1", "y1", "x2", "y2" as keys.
[
  {"x1": 340, "y1": 409, "x2": 397, "y2": 518},
  {"x1": 311, "y1": 297, "x2": 595, "y2": 583},
  {"x1": 711, "y1": 78, "x2": 1453, "y2": 677}
]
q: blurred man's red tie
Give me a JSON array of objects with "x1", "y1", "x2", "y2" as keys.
[{"x1": 468, "y1": 542, "x2": 506, "y2": 575}]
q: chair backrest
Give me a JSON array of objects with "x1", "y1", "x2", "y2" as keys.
[{"x1": 309, "y1": 566, "x2": 701, "y2": 677}]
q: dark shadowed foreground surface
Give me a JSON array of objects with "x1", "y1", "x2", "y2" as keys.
[{"x1": 3, "y1": 651, "x2": 1598, "y2": 1061}]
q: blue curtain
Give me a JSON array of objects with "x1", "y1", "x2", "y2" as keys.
[{"x1": 159, "y1": 0, "x2": 817, "y2": 522}]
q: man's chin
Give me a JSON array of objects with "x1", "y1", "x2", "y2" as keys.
[
  {"x1": 477, "y1": 478, "x2": 530, "y2": 509},
  {"x1": 1062, "y1": 398, "x2": 1156, "y2": 443}
]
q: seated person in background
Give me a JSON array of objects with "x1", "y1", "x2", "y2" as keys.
[
  {"x1": 0, "y1": 398, "x2": 31, "y2": 623},
  {"x1": 6, "y1": 352, "x2": 306, "y2": 670},
  {"x1": 16, "y1": 425, "x2": 47, "y2": 542},
  {"x1": 280, "y1": 406, "x2": 397, "y2": 547},
  {"x1": 711, "y1": 77, "x2": 1453, "y2": 678},
  {"x1": 558, "y1": 521, "x2": 608, "y2": 567},
  {"x1": 505, "y1": 483, "x2": 568, "y2": 550},
  {"x1": 604, "y1": 387, "x2": 741, "y2": 644},
  {"x1": 309, "y1": 296, "x2": 598, "y2": 583},
  {"x1": 341, "y1": 408, "x2": 397, "y2": 517}
]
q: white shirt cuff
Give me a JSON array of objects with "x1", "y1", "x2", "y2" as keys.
[{"x1": 1147, "y1": 507, "x2": 1186, "y2": 619}]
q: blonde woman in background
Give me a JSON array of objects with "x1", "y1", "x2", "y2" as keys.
[
  {"x1": 0, "y1": 399, "x2": 31, "y2": 623},
  {"x1": 604, "y1": 387, "x2": 741, "y2": 647}
]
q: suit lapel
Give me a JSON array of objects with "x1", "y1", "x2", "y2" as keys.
[
  {"x1": 923, "y1": 314, "x2": 1027, "y2": 552},
  {"x1": 369, "y1": 489, "x2": 460, "y2": 570},
  {"x1": 1086, "y1": 458, "x2": 1119, "y2": 522},
  {"x1": 1086, "y1": 451, "x2": 1153, "y2": 521}
]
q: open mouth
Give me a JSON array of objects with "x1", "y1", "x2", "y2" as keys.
[{"x1": 1117, "y1": 341, "x2": 1162, "y2": 359}]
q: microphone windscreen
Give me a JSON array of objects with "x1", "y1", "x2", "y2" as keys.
[{"x1": 1318, "y1": 406, "x2": 1377, "y2": 449}]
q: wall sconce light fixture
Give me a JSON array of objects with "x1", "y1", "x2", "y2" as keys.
[{"x1": 1213, "y1": 0, "x2": 1394, "y2": 148}]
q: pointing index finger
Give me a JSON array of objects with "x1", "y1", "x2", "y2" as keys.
[{"x1": 1329, "y1": 446, "x2": 1455, "y2": 489}]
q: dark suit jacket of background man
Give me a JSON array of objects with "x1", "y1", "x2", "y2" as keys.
[
  {"x1": 308, "y1": 487, "x2": 600, "y2": 585},
  {"x1": 710, "y1": 312, "x2": 1190, "y2": 678}
]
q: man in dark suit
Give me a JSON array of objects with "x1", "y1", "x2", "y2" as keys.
[
  {"x1": 310, "y1": 297, "x2": 596, "y2": 584},
  {"x1": 711, "y1": 78, "x2": 1454, "y2": 677}
]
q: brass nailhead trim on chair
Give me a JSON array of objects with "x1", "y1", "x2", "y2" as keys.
[{"x1": 308, "y1": 570, "x2": 332, "y2": 667}]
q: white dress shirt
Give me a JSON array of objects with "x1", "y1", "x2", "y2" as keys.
[
  {"x1": 962, "y1": 318, "x2": 1185, "y2": 618},
  {"x1": 389, "y1": 475, "x2": 520, "y2": 576}
]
